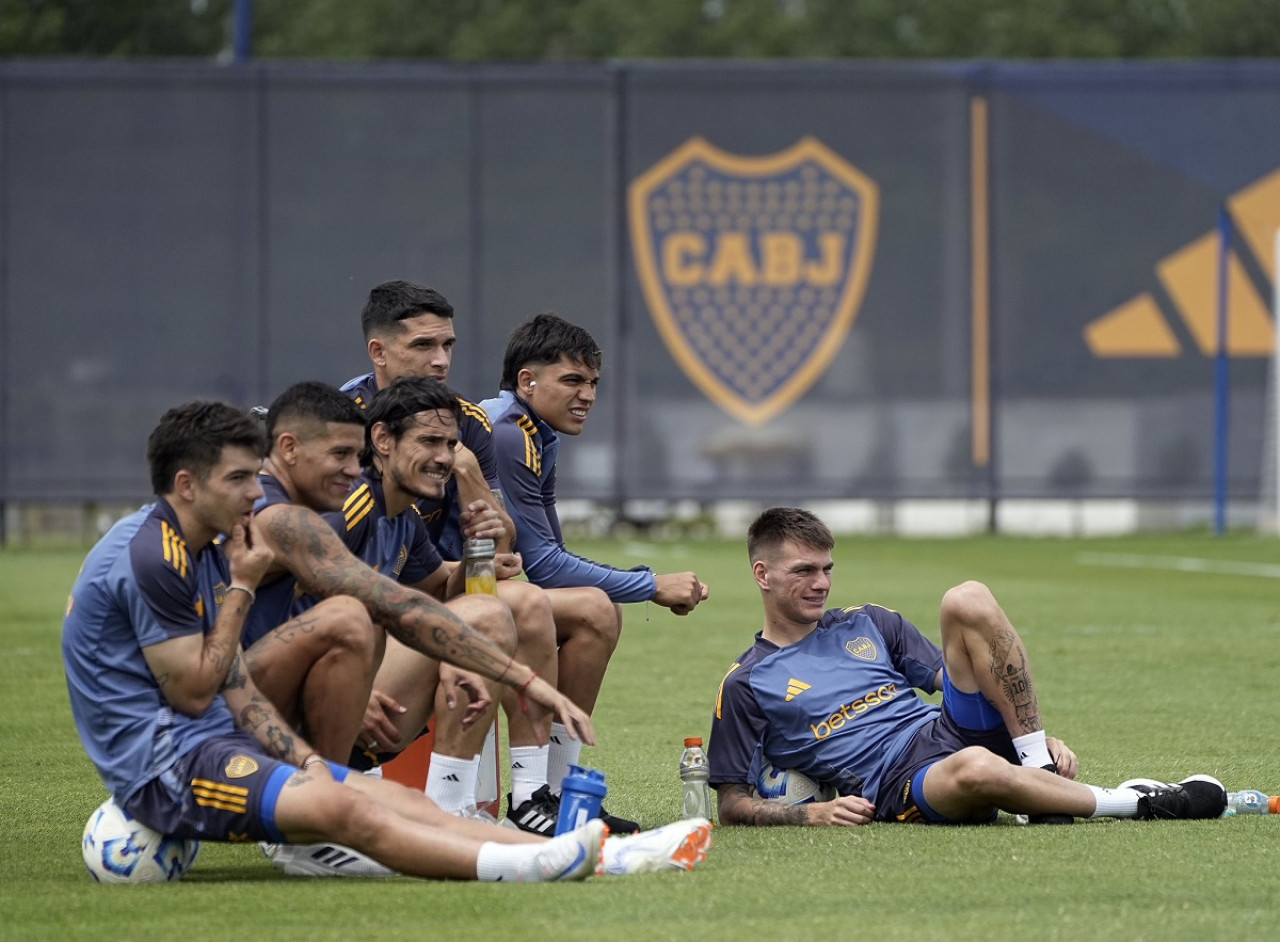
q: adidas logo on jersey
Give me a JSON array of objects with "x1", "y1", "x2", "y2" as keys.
[{"x1": 785, "y1": 678, "x2": 811, "y2": 702}]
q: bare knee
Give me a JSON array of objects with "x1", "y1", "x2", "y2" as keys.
[
  {"x1": 555, "y1": 588, "x2": 621, "y2": 652},
  {"x1": 310, "y1": 595, "x2": 380, "y2": 660},
  {"x1": 947, "y1": 747, "x2": 1015, "y2": 798},
  {"x1": 940, "y1": 580, "x2": 1000, "y2": 627},
  {"x1": 451, "y1": 595, "x2": 517, "y2": 654},
  {"x1": 500, "y1": 582, "x2": 556, "y2": 649}
]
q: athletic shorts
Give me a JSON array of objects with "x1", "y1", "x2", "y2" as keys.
[
  {"x1": 873, "y1": 672, "x2": 1019, "y2": 825},
  {"x1": 122, "y1": 731, "x2": 349, "y2": 843}
]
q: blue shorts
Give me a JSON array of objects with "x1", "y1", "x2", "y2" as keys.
[
  {"x1": 874, "y1": 672, "x2": 1018, "y2": 824},
  {"x1": 122, "y1": 731, "x2": 349, "y2": 843}
]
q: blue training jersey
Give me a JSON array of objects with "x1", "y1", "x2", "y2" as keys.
[
  {"x1": 62, "y1": 500, "x2": 237, "y2": 804},
  {"x1": 240, "y1": 473, "x2": 303, "y2": 648},
  {"x1": 340, "y1": 371, "x2": 499, "y2": 561},
  {"x1": 293, "y1": 473, "x2": 444, "y2": 615},
  {"x1": 707, "y1": 604, "x2": 944, "y2": 803},
  {"x1": 481, "y1": 390, "x2": 656, "y2": 603}
]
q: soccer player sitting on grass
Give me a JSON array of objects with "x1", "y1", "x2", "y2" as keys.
[
  {"x1": 343, "y1": 282, "x2": 641, "y2": 834},
  {"x1": 708, "y1": 506, "x2": 1228, "y2": 827},
  {"x1": 61, "y1": 401, "x2": 712, "y2": 882}
]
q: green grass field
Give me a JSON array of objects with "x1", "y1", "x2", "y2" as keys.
[{"x1": 2, "y1": 531, "x2": 1279, "y2": 941}]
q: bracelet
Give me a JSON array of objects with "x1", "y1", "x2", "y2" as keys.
[
  {"x1": 227, "y1": 583, "x2": 256, "y2": 605},
  {"x1": 516, "y1": 671, "x2": 537, "y2": 715},
  {"x1": 300, "y1": 752, "x2": 325, "y2": 771}
]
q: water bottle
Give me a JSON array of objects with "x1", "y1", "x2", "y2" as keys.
[
  {"x1": 464, "y1": 538, "x2": 497, "y2": 596},
  {"x1": 1222, "y1": 789, "x2": 1280, "y2": 816},
  {"x1": 555, "y1": 765, "x2": 607, "y2": 834},
  {"x1": 680, "y1": 737, "x2": 712, "y2": 820}
]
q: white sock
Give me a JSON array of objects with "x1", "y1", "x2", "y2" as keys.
[
  {"x1": 475, "y1": 841, "x2": 540, "y2": 882},
  {"x1": 546, "y1": 723, "x2": 583, "y2": 795},
  {"x1": 510, "y1": 744, "x2": 549, "y2": 807},
  {"x1": 425, "y1": 753, "x2": 479, "y2": 813},
  {"x1": 1087, "y1": 785, "x2": 1142, "y2": 818},
  {"x1": 1012, "y1": 730, "x2": 1053, "y2": 769}
]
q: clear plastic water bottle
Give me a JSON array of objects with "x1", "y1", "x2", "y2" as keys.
[
  {"x1": 680, "y1": 737, "x2": 712, "y2": 820},
  {"x1": 1222, "y1": 789, "x2": 1280, "y2": 816},
  {"x1": 464, "y1": 538, "x2": 497, "y2": 596}
]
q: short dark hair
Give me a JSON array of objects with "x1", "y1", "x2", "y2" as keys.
[
  {"x1": 361, "y1": 280, "x2": 454, "y2": 340},
  {"x1": 265, "y1": 381, "x2": 366, "y2": 445},
  {"x1": 498, "y1": 313, "x2": 602, "y2": 391},
  {"x1": 362, "y1": 376, "x2": 462, "y2": 467},
  {"x1": 747, "y1": 507, "x2": 834, "y2": 563},
  {"x1": 146, "y1": 401, "x2": 265, "y2": 496}
]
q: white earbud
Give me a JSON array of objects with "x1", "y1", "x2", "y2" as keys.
[{"x1": 528, "y1": 382, "x2": 536, "y2": 389}]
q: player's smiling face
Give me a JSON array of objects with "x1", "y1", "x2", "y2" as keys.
[
  {"x1": 292, "y1": 421, "x2": 364, "y2": 512},
  {"x1": 374, "y1": 313, "x2": 456, "y2": 385},
  {"x1": 521, "y1": 356, "x2": 599, "y2": 436},
  {"x1": 381, "y1": 408, "x2": 458, "y2": 505},
  {"x1": 758, "y1": 539, "x2": 833, "y2": 628}
]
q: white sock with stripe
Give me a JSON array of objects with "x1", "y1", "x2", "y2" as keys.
[
  {"x1": 425, "y1": 753, "x2": 479, "y2": 813},
  {"x1": 546, "y1": 723, "x2": 583, "y2": 796},
  {"x1": 510, "y1": 744, "x2": 549, "y2": 807}
]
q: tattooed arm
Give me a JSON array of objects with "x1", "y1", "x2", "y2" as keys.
[
  {"x1": 716, "y1": 783, "x2": 876, "y2": 827},
  {"x1": 257, "y1": 501, "x2": 596, "y2": 744},
  {"x1": 140, "y1": 523, "x2": 270, "y2": 717},
  {"x1": 219, "y1": 651, "x2": 318, "y2": 768}
]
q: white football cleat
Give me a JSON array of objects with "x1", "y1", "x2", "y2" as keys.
[
  {"x1": 266, "y1": 842, "x2": 398, "y2": 878},
  {"x1": 520, "y1": 818, "x2": 607, "y2": 883},
  {"x1": 602, "y1": 817, "x2": 713, "y2": 875}
]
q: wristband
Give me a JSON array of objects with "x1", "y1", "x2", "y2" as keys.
[
  {"x1": 300, "y1": 752, "x2": 325, "y2": 771},
  {"x1": 517, "y1": 671, "x2": 537, "y2": 715},
  {"x1": 227, "y1": 583, "x2": 256, "y2": 605}
]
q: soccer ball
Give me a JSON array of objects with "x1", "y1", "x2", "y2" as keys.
[
  {"x1": 752, "y1": 761, "x2": 837, "y2": 805},
  {"x1": 81, "y1": 798, "x2": 199, "y2": 884}
]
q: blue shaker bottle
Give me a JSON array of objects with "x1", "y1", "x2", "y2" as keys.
[{"x1": 555, "y1": 765, "x2": 608, "y2": 834}]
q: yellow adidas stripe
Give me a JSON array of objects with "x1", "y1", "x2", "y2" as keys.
[
  {"x1": 344, "y1": 485, "x2": 374, "y2": 529},
  {"x1": 191, "y1": 778, "x2": 249, "y2": 797},
  {"x1": 458, "y1": 398, "x2": 492, "y2": 432}
]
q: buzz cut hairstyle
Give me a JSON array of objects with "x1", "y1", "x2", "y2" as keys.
[
  {"x1": 361, "y1": 375, "x2": 463, "y2": 468},
  {"x1": 146, "y1": 401, "x2": 266, "y2": 497},
  {"x1": 360, "y1": 280, "x2": 454, "y2": 340},
  {"x1": 265, "y1": 381, "x2": 366, "y2": 444},
  {"x1": 498, "y1": 312, "x2": 603, "y2": 391},
  {"x1": 747, "y1": 507, "x2": 835, "y2": 564}
]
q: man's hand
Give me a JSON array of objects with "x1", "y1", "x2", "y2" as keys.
[
  {"x1": 459, "y1": 500, "x2": 507, "y2": 545},
  {"x1": 518, "y1": 674, "x2": 596, "y2": 747},
  {"x1": 803, "y1": 795, "x2": 876, "y2": 826},
  {"x1": 1047, "y1": 736, "x2": 1078, "y2": 780},
  {"x1": 361, "y1": 690, "x2": 407, "y2": 753},
  {"x1": 653, "y1": 571, "x2": 709, "y2": 615},
  {"x1": 495, "y1": 551, "x2": 524, "y2": 580},
  {"x1": 439, "y1": 664, "x2": 492, "y2": 731},
  {"x1": 224, "y1": 515, "x2": 274, "y2": 591}
]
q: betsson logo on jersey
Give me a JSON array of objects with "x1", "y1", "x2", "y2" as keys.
[
  {"x1": 810, "y1": 683, "x2": 899, "y2": 740},
  {"x1": 629, "y1": 136, "x2": 880, "y2": 426}
]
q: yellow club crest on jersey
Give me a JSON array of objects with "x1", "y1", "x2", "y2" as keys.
[
  {"x1": 630, "y1": 136, "x2": 880, "y2": 425},
  {"x1": 224, "y1": 755, "x2": 260, "y2": 779},
  {"x1": 845, "y1": 637, "x2": 877, "y2": 661}
]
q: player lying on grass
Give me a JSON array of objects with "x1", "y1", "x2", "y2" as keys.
[
  {"x1": 62, "y1": 401, "x2": 711, "y2": 881},
  {"x1": 708, "y1": 506, "x2": 1227, "y2": 826}
]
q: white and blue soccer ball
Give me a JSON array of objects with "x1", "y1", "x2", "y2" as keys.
[
  {"x1": 81, "y1": 798, "x2": 199, "y2": 884},
  {"x1": 752, "y1": 761, "x2": 837, "y2": 805}
]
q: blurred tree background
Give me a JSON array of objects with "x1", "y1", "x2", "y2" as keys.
[{"x1": 2, "y1": 0, "x2": 1280, "y2": 58}]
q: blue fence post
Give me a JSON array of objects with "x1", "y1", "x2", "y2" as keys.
[{"x1": 233, "y1": 0, "x2": 253, "y2": 63}]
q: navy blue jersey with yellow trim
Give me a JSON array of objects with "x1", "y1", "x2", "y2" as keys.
[
  {"x1": 62, "y1": 500, "x2": 237, "y2": 805},
  {"x1": 481, "y1": 390, "x2": 656, "y2": 603},
  {"x1": 341, "y1": 371, "x2": 499, "y2": 560},
  {"x1": 708, "y1": 604, "x2": 943, "y2": 803},
  {"x1": 241, "y1": 473, "x2": 303, "y2": 648},
  {"x1": 293, "y1": 473, "x2": 443, "y2": 615}
]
